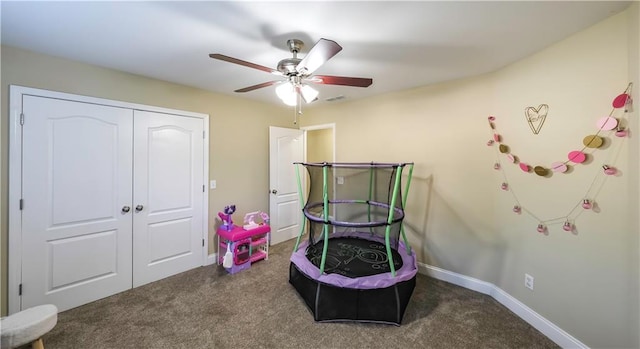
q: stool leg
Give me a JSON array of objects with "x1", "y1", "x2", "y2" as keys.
[{"x1": 32, "y1": 338, "x2": 44, "y2": 349}]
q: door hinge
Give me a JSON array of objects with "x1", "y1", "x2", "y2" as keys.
[
  {"x1": 202, "y1": 239, "x2": 205, "y2": 247},
  {"x1": 19, "y1": 199, "x2": 24, "y2": 210},
  {"x1": 203, "y1": 131, "x2": 205, "y2": 139},
  {"x1": 202, "y1": 185, "x2": 205, "y2": 192},
  {"x1": 20, "y1": 113, "x2": 24, "y2": 126},
  {"x1": 19, "y1": 283, "x2": 22, "y2": 296}
]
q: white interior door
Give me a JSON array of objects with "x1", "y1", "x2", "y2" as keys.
[
  {"x1": 269, "y1": 126, "x2": 304, "y2": 245},
  {"x1": 20, "y1": 96, "x2": 133, "y2": 312},
  {"x1": 132, "y1": 111, "x2": 205, "y2": 287}
]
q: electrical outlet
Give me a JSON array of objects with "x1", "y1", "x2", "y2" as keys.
[
  {"x1": 210, "y1": 180, "x2": 217, "y2": 189},
  {"x1": 525, "y1": 273, "x2": 534, "y2": 290},
  {"x1": 337, "y1": 176, "x2": 344, "y2": 185}
]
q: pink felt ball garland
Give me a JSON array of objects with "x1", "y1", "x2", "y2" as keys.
[{"x1": 486, "y1": 83, "x2": 633, "y2": 235}]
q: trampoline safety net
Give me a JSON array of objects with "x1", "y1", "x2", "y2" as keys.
[{"x1": 301, "y1": 162, "x2": 408, "y2": 252}]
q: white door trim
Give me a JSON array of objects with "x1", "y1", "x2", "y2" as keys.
[
  {"x1": 8, "y1": 86, "x2": 24, "y2": 314},
  {"x1": 8, "y1": 85, "x2": 209, "y2": 314}
]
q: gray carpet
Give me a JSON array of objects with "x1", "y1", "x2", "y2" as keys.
[{"x1": 41, "y1": 240, "x2": 559, "y2": 349}]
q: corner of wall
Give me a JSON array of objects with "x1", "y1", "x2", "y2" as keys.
[{"x1": 627, "y1": 3, "x2": 640, "y2": 349}]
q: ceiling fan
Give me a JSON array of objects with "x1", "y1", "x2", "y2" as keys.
[{"x1": 209, "y1": 38, "x2": 373, "y2": 106}]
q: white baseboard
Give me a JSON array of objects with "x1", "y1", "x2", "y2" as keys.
[
  {"x1": 205, "y1": 253, "x2": 218, "y2": 266},
  {"x1": 418, "y1": 263, "x2": 588, "y2": 349}
]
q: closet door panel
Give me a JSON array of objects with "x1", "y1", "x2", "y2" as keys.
[
  {"x1": 21, "y1": 96, "x2": 133, "y2": 312},
  {"x1": 132, "y1": 110, "x2": 204, "y2": 287}
]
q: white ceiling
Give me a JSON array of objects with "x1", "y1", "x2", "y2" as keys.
[{"x1": 1, "y1": 1, "x2": 632, "y2": 108}]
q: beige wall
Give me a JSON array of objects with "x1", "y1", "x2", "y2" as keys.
[
  {"x1": 0, "y1": 45, "x2": 295, "y2": 315},
  {"x1": 301, "y1": 9, "x2": 638, "y2": 349},
  {"x1": 306, "y1": 128, "x2": 333, "y2": 162}
]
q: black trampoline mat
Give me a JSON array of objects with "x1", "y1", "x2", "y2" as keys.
[{"x1": 306, "y1": 237, "x2": 403, "y2": 278}]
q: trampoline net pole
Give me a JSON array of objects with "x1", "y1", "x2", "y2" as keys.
[
  {"x1": 400, "y1": 163, "x2": 414, "y2": 254},
  {"x1": 319, "y1": 163, "x2": 330, "y2": 274},
  {"x1": 293, "y1": 163, "x2": 306, "y2": 252},
  {"x1": 385, "y1": 165, "x2": 404, "y2": 277},
  {"x1": 367, "y1": 165, "x2": 374, "y2": 235}
]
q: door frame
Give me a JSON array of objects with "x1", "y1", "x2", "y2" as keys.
[
  {"x1": 300, "y1": 123, "x2": 336, "y2": 164},
  {"x1": 7, "y1": 85, "x2": 210, "y2": 314},
  {"x1": 300, "y1": 123, "x2": 337, "y2": 232}
]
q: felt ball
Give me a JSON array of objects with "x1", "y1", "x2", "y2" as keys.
[
  {"x1": 582, "y1": 135, "x2": 603, "y2": 148},
  {"x1": 499, "y1": 144, "x2": 509, "y2": 153},
  {"x1": 568, "y1": 151, "x2": 586, "y2": 164},
  {"x1": 533, "y1": 166, "x2": 548, "y2": 176},
  {"x1": 551, "y1": 162, "x2": 568, "y2": 173},
  {"x1": 507, "y1": 154, "x2": 516, "y2": 163},
  {"x1": 596, "y1": 117, "x2": 618, "y2": 131},
  {"x1": 519, "y1": 163, "x2": 530, "y2": 172},
  {"x1": 612, "y1": 93, "x2": 630, "y2": 108}
]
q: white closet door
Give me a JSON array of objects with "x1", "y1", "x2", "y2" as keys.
[
  {"x1": 132, "y1": 111, "x2": 204, "y2": 287},
  {"x1": 21, "y1": 96, "x2": 133, "y2": 312}
]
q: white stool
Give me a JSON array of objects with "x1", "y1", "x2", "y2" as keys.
[{"x1": 1, "y1": 304, "x2": 58, "y2": 349}]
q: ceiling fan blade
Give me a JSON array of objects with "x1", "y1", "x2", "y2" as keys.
[
  {"x1": 311, "y1": 75, "x2": 373, "y2": 88},
  {"x1": 209, "y1": 54, "x2": 281, "y2": 75},
  {"x1": 296, "y1": 38, "x2": 342, "y2": 75},
  {"x1": 234, "y1": 81, "x2": 281, "y2": 93}
]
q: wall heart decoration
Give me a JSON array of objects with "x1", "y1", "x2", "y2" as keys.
[{"x1": 525, "y1": 104, "x2": 549, "y2": 135}]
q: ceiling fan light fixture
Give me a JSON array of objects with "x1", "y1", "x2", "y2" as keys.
[
  {"x1": 300, "y1": 84, "x2": 319, "y2": 103},
  {"x1": 275, "y1": 82, "x2": 298, "y2": 106}
]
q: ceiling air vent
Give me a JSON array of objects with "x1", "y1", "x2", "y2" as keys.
[{"x1": 326, "y1": 95, "x2": 346, "y2": 102}]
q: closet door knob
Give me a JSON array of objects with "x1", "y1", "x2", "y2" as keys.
[
  {"x1": 271, "y1": 189, "x2": 278, "y2": 194},
  {"x1": 122, "y1": 206, "x2": 131, "y2": 213},
  {"x1": 135, "y1": 205, "x2": 144, "y2": 212}
]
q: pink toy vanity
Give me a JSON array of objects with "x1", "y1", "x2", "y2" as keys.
[{"x1": 217, "y1": 224, "x2": 270, "y2": 274}]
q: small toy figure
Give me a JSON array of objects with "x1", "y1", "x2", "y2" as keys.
[{"x1": 218, "y1": 204, "x2": 236, "y2": 231}]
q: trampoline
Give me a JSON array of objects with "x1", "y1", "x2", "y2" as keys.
[{"x1": 289, "y1": 162, "x2": 417, "y2": 325}]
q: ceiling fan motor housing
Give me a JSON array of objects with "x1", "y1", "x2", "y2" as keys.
[
  {"x1": 277, "y1": 39, "x2": 305, "y2": 76},
  {"x1": 277, "y1": 57, "x2": 302, "y2": 75}
]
